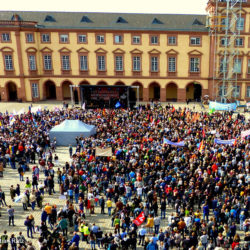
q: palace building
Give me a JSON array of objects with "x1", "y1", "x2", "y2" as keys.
[{"x1": 0, "y1": 0, "x2": 249, "y2": 104}]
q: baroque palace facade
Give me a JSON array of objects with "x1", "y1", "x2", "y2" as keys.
[{"x1": 0, "y1": 0, "x2": 249, "y2": 103}]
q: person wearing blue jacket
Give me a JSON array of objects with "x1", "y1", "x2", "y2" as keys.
[
  {"x1": 69, "y1": 232, "x2": 80, "y2": 247},
  {"x1": 146, "y1": 239, "x2": 158, "y2": 250}
]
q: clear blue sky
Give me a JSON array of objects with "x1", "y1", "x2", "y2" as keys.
[{"x1": 1, "y1": 0, "x2": 208, "y2": 14}]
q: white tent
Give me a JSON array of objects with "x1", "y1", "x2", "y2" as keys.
[{"x1": 49, "y1": 120, "x2": 96, "y2": 146}]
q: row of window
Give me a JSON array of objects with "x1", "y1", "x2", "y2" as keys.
[
  {"x1": 219, "y1": 58, "x2": 250, "y2": 74},
  {"x1": 2, "y1": 53, "x2": 250, "y2": 75},
  {"x1": 219, "y1": 85, "x2": 250, "y2": 98},
  {"x1": 0, "y1": 32, "x2": 202, "y2": 46},
  {"x1": 220, "y1": 37, "x2": 246, "y2": 47}
]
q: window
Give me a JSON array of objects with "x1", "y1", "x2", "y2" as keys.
[
  {"x1": 114, "y1": 35, "x2": 123, "y2": 44},
  {"x1": 97, "y1": 55, "x2": 105, "y2": 71},
  {"x1": 190, "y1": 57, "x2": 200, "y2": 72},
  {"x1": 151, "y1": 56, "x2": 158, "y2": 72},
  {"x1": 220, "y1": 37, "x2": 229, "y2": 46},
  {"x1": 28, "y1": 55, "x2": 36, "y2": 70},
  {"x1": 247, "y1": 86, "x2": 250, "y2": 98},
  {"x1": 236, "y1": 17, "x2": 244, "y2": 31},
  {"x1": 168, "y1": 36, "x2": 176, "y2": 45},
  {"x1": 26, "y1": 33, "x2": 34, "y2": 43},
  {"x1": 115, "y1": 56, "x2": 123, "y2": 71},
  {"x1": 219, "y1": 57, "x2": 228, "y2": 73},
  {"x1": 2, "y1": 33, "x2": 10, "y2": 42},
  {"x1": 221, "y1": 18, "x2": 229, "y2": 30},
  {"x1": 234, "y1": 58, "x2": 242, "y2": 73},
  {"x1": 133, "y1": 56, "x2": 141, "y2": 71},
  {"x1": 151, "y1": 36, "x2": 158, "y2": 45},
  {"x1": 232, "y1": 86, "x2": 240, "y2": 98},
  {"x1": 60, "y1": 34, "x2": 69, "y2": 43},
  {"x1": 4, "y1": 55, "x2": 13, "y2": 70},
  {"x1": 235, "y1": 38, "x2": 244, "y2": 47},
  {"x1": 31, "y1": 83, "x2": 39, "y2": 98},
  {"x1": 168, "y1": 57, "x2": 176, "y2": 72},
  {"x1": 248, "y1": 59, "x2": 250, "y2": 74},
  {"x1": 61, "y1": 55, "x2": 70, "y2": 70},
  {"x1": 219, "y1": 86, "x2": 227, "y2": 97},
  {"x1": 96, "y1": 35, "x2": 105, "y2": 43},
  {"x1": 41, "y1": 34, "x2": 50, "y2": 43},
  {"x1": 78, "y1": 34, "x2": 87, "y2": 43},
  {"x1": 80, "y1": 55, "x2": 88, "y2": 71},
  {"x1": 132, "y1": 36, "x2": 140, "y2": 44},
  {"x1": 190, "y1": 37, "x2": 201, "y2": 45},
  {"x1": 44, "y1": 55, "x2": 52, "y2": 70}
]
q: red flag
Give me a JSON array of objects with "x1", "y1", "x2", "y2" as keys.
[
  {"x1": 172, "y1": 107, "x2": 175, "y2": 113},
  {"x1": 202, "y1": 128, "x2": 205, "y2": 138},
  {"x1": 233, "y1": 139, "x2": 237, "y2": 146},
  {"x1": 133, "y1": 211, "x2": 145, "y2": 226}
]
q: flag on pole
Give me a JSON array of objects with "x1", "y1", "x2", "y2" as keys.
[
  {"x1": 82, "y1": 102, "x2": 86, "y2": 110},
  {"x1": 198, "y1": 140, "x2": 204, "y2": 153},
  {"x1": 202, "y1": 128, "x2": 206, "y2": 138},
  {"x1": 133, "y1": 211, "x2": 145, "y2": 226},
  {"x1": 115, "y1": 101, "x2": 121, "y2": 108},
  {"x1": 209, "y1": 108, "x2": 215, "y2": 115}
]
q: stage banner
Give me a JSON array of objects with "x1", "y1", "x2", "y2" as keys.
[
  {"x1": 209, "y1": 101, "x2": 237, "y2": 111},
  {"x1": 241, "y1": 129, "x2": 250, "y2": 139},
  {"x1": 133, "y1": 211, "x2": 145, "y2": 226},
  {"x1": 96, "y1": 147, "x2": 112, "y2": 157},
  {"x1": 214, "y1": 138, "x2": 236, "y2": 145},
  {"x1": 163, "y1": 138, "x2": 185, "y2": 147}
]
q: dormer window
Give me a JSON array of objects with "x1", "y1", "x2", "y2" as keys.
[
  {"x1": 152, "y1": 18, "x2": 163, "y2": 24},
  {"x1": 116, "y1": 17, "x2": 128, "y2": 23},
  {"x1": 44, "y1": 15, "x2": 56, "y2": 22}
]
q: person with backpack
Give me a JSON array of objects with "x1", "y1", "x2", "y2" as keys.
[{"x1": 24, "y1": 216, "x2": 33, "y2": 238}]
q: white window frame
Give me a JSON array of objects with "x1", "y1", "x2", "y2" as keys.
[
  {"x1": 233, "y1": 58, "x2": 242, "y2": 74},
  {"x1": 221, "y1": 37, "x2": 229, "y2": 46},
  {"x1": 2, "y1": 33, "x2": 10, "y2": 42},
  {"x1": 29, "y1": 55, "x2": 36, "y2": 70},
  {"x1": 132, "y1": 36, "x2": 140, "y2": 44},
  {"x1": 190, "y1": 37, "x2": 201, "y2": 45},
  {"x1": 236, "y1": 17, "x2": 244, "y2": 31},
  {"x1": 4, "y1": 55, "x2": 13, "y2": 70},
  {"x1": 78, "y1": 34, "x2": 87, "y2": 43},
  {"x1": 97, "y1": 55, "x2": 105, "y2": 71},
  {"x1": 232, "y1": 86, "x2": 240, "y2": 98},
  {"x1": 151, "y1": 56, "x2": 158, "y2": 72},
  {"x1": 133, "y1": 56, "x2": 141, "y2": 71},
  {"x1": 114, "y1": 35, "x2": 123, "y2": 44},
  {"x1": 42, "y1": 34, "x2": 50, "y2": 43},
  {"x1": 26, "y1": 33, "x2": 34, "y2": 43},
  {"x1": 80, "y1": 55, "x2": 88, "y2": 71},
  {"x1": 31, "y1": 83, "x2": 39, "y2": 98},
  {"x1": 96, "y1": 35, "x2": 105, "y2": 43},
  {"x1": 60, "y1": 34, "x2": 69, "y2": 43},
  {"x1": 168, "y1": 57, "x2": 176, "y2": 72},
  {"x1": 115, "y1": 55, "x2": 123, "y2": 71},
  {"x1": 151, "y1": 36, "x2": 158, "y2": 45},
  {"x1": 44, "y1": 55, "x2": 52, "y2": 70},
  {"x1": 219, "y1": 58, "x2": 228, "y2": 73},
  {"x1": 61, "y1": 55, "x2": 70, "y2": 70},
  {"x1": 235, "y1": 38, "x2": 243, "y2": 46},
  {"x1": 190, "y1": 57, "x2": 200, "y2": 72},
  {"x1": 168, "y1": 36, "x2": 176, "y2": 45},
  {"x1": 247, "y1": 86, "x2": 250, "y2": 98},
  {"x1": 219, "y1": 86, "x2": 227, "y2": 97}
]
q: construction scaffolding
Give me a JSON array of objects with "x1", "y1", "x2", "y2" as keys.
[{"x1": 207, "y1": 0, "x2": 244, "y2": 103}]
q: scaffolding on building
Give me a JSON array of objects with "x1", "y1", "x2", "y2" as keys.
[{"x1": 207, "y1": 0, "x2": 244, "y2": 103}]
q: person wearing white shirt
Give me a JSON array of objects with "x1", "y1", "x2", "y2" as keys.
[{"x1": 138, "y1": 226, "x2": 147, "y2": 245}]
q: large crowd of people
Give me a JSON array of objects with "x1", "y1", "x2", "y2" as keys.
[{"x1": 0, "y1": 103, "x2": 249, "y2": 250}]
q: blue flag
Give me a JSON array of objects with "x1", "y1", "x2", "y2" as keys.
[{"x1": 115, "y1": 101, "x2": 121, "y2": 108}]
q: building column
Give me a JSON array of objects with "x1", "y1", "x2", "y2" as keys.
[
  {"x1": 160, "y1": 87, "x2": 166, "y2": 102},
  {"x1": 177, "y1": 88, "x2": 186, "y2": 102},
  {"x1": 56, "y1": 86, "x2": 63, "y2": 101},
  {"x1": 143, "y1": 88, "x2": 149, "y2": 102},
  {"x1": 15, "y1": 31, "x2": 26, "y2": 101},
  {"x1": 202, "y1": 88, "x2": 209, "y2": 98}
]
